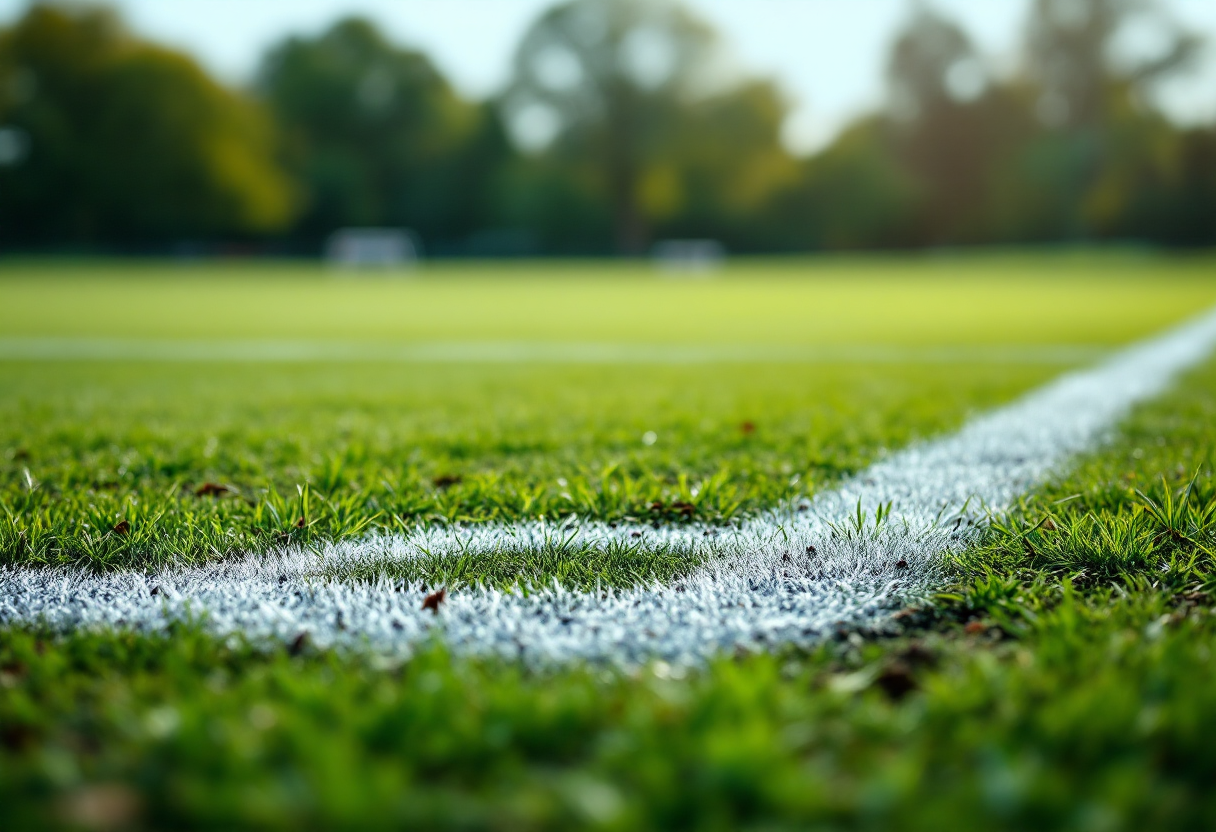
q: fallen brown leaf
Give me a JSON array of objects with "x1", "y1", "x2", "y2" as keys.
[
  {"x1": 112, "y1": 520, "x2": 130, "y2": 536},
  {"x1": 422, "y1": 588, "x2": 447, "y2": 614},
  {"x1": 195, "y1": 482, "x2": 230, "y2": 497}
]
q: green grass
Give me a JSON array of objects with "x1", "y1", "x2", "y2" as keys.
[
  {"x1": 4, "y1": 252, "x2": 1213, "y2": 583},
  {"x1": 3, "y1": 253, "x2": 1216, "y2": 828},
  {"x1": 2, "y1": 252, "x2": 1214, "y2": 345},
  {"x1": 0, "y1": 359, "x2": 1054, "y2": 580},
  {"x1": 949, "y1": 359, "x2": 1216, "y2": 614},
  {"x1": 3, "y1": 355, "x2": 1216, "y2": 830}
]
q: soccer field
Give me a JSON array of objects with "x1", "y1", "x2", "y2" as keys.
[
  {"x1": 4, "y1": 253, "x2": 1216, "y2": 828},
  {"x1": 3, "y1": 251, "x2": 1214, "y2": 345},
  {"x1": 2, "y1": 252, "x2": 1213, "y2": 563}
]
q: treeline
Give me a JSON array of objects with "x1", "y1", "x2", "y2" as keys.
[{"x1": 0, "y1": 0, "x2": 1213, "y2": 255}]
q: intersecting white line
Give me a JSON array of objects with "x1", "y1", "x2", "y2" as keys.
[{"x1": 4, "y1": 306, "x2": 1216, "y2": 666}]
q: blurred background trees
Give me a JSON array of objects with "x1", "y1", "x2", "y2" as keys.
[
  {"x1": 499, "y1": 0, "x2": 794, "y2": 254},
  {"x1": 0, "y1": 4, "x2": 294, "y2": 249},
  {"x1": 0, "y1": 0, "x2": 1212, "y2": 255},
  {"x1": 256, "y1": 17, "x2": 506, "y2": 250},
  {"x1": 1007, "y1": 0, "x2": 1207, "y2": 242}
]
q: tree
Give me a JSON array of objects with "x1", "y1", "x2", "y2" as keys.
[
  {"x1": 256, "y1": 18, "x2": 497, "y2": 249},
  {"x1": 882, "y1": 5, "x2": 1036, "y2": 245},
  {"x1": 654, "y1": 79, "x2": 799, "y2": 251},
  {"x1": 0, "y1": 4, "x2": 294, "y2": 248},
  {"x1": 773, "y1": 118, "x2": 918, "y2": 251},
  {"x1": 503, "y1": 0, "x2": 772, "y2": 254},
  {"x1": 1025, "y1": 0, "x2": 1200, "y2": 131},
  {"x1": 1016, "y1": 0, "x2": 1205, "y2": 240}
]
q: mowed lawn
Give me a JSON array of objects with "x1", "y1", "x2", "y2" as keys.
[
  {"x1": 2, "y1": 253, "x2": 1213, "y2": 577},
  {"x1": 2, "y1": 251, "x2": 1215, "y2": 344},
  {"x1": 4, "y1": 253, "x2": 1216, "y2": 829}
]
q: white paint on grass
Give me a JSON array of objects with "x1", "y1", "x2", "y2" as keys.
[{"x1": 5, "y1": 306, "x2": 1216, "y2": 665}]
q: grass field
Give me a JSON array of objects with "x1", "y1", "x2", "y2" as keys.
[
  {"x1": 3, "y1": 252, "x2": 1216, "y2": 829},
  {"x1": 3, "y1": 252, "x2": 1215, "y2": 344}
]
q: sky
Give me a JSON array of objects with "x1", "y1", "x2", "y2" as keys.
[{"x1": 2, "y1": 0, "x2": 1214, "y2": 154}]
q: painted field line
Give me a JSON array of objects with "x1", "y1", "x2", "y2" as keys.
[
  {"x1": 0, "y1": 336, "x2": 1106, "y2": 365},
  {"x1": 4, "y1": 306, "x2": 1216, "y2": 666}
]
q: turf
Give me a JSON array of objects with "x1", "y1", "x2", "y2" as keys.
[
  {"x1": 2, "y1": 355, "x2": 1216, "y2": 830},
  {"x1": 2, "y1": 252, "x2": 1214, "y2": 345},
  {"x1": 4, "y1": 253, "x2": 1213, "y2": 583},
  {"x1": 3, "y1": 252, "x2": 1216, "y2": 828},
  {"x1": 0, "y1": 359, "x2": 1055, "y2": 580}
]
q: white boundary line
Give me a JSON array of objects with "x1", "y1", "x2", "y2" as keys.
[
  {"x1": 0, "y1": 337, "x2": 1106, "y2": 365},
  {"x1": 4, "y1": 307, "x2": 1216, "y2": 665}
]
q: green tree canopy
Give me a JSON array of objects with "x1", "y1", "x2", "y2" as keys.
[
  {"x1": 502, "y1": 0, "x2": 795, "y2": 254},
  {"x1": 1025, "y1": 0, "x2": 1201, "y2": 130},
  {"x1": 256, "y1": 18, "x2": 500, "y2": 248},
  {"x1": 1009, "y1": 0, "x2": 1207, "y2": 240},
  {"x1": 0, "y1": 3, "x2": 294, "y2": 248},
  {"x1": 881, "y1": 7, "x2": 1037, "y2": 245}
]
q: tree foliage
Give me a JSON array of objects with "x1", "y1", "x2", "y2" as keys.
[
  {"x1": 0, "y1": 4, "x2": 294, "y2": 247},
  {"x1": 502, "y1": 0, "x2": 794, "y2": 253},
  {"x1": 0, "y1": 0, "x2": 1213, "y2": 253},
  {"x1": 256, "y1": 18, "x2": 505, "y2": 249}
]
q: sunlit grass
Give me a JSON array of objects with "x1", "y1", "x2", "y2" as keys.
[
  {"x1": 3, "y1": 253, "x2": 1216, "y2": 827},
  {"x1": 0, "y1": 359, "x2": 1052, "y2": 578},
  {"x1": 2, "y1": 252, "x2": 1212, "y2": 582},
  {"x1": 3, "y1": 355, "x2": 1216, "y2": 830},
  {"x1": 2, "y1": 252, "x2": 1214, "y2": 345}
]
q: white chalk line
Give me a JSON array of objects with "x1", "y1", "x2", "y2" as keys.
[
  {"x1": 4, "y1": 306, "x2": 1216, "y2": 666},
  {"x1": 0, "y1": 337, "x2": 1106, "y2": 365}
]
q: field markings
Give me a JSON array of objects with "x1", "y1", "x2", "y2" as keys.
[
  {"x1": 4, "y1": 306, "x2": 1216, "y2": 665},
  {"x1": 0, "y1": 336, "x2": 1106, "y2": 365}
]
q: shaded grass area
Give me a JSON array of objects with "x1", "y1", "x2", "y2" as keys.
[
  {"x1": 3, "y1": 362, "x2": 1216, "y2": 829},
  {"x1": 0, "y1": 359, "x2": 1052, "y2": 580}
]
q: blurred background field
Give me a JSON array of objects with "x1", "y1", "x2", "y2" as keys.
[{"x1": 2, "y1": 253, "x2": 1215, "y2": 345}]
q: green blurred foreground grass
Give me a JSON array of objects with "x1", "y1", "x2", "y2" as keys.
[{"x1": 3, "y1": 355, "x2": 1216, "y2": 831}]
